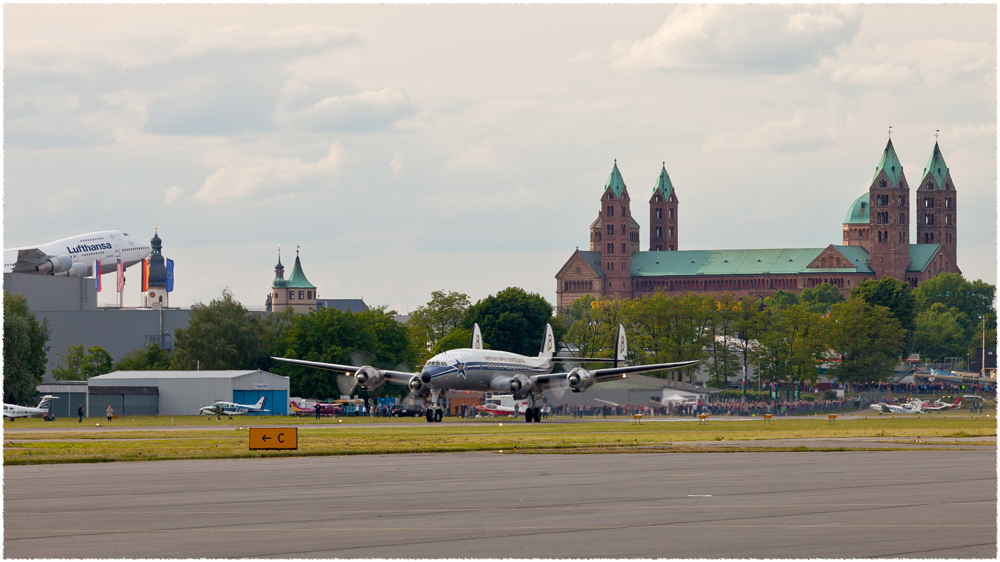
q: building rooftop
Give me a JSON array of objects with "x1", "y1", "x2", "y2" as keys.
[
  {"x1": 604, "y1": 161, "x2": 627, "y2": 199},
  {"x1": 873, "y1": 138, "x2": 904, "y2": 188},
  {"x1": 90, "y1": 370, "x2": 283, "y2": 380},
  {"x1": 844, "y1": 193, "x2": 870, "y2": 225}
]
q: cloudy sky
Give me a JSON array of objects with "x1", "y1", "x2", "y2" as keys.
[{"x1": 4, "y1": 4, "x2": 997, "y2": 313}]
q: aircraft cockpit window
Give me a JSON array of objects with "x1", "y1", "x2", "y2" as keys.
[{"x1": 123, "y1": 233, "x2": 128, "y2": 236}]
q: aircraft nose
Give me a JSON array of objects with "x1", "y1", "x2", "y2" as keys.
[{"x1": 421, "y1": 372, "x2": 431, "y2": 383}]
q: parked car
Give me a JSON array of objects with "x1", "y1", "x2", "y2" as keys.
[{"x1": 391, "y1": 404, "x2": 424, "y2": 417}]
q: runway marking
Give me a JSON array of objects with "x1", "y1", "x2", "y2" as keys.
[
  {"x1": 8, "y1": 524, "x2": 996, "y2": 533},
  {"x1": 687, "y1": 494, "x2": 713, "y2": 497}
]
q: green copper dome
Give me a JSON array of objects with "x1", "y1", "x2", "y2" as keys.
[
  {"x1": 604, "y1": 161, "x2": 626, "y2": 198},
  {"x1": 844, "y1": 193, "x2": 870, "y2": 224},
  {"x1": 872, "y1": 138, "x2": 903, "y2": 188},
  {"x1": 651, "y1": 163, "x2": 674, "y2": 199}
]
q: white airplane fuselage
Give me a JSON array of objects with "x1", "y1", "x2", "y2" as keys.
[
  {"x1": 419, "y1": 348, "x2": 554, "y2": 392},
  {"x1": 3, "y1": 396, "x2": 57, "y2": 419},
  {"x1": 4, "y1": 230, "x2": 151, "y2": 277}
]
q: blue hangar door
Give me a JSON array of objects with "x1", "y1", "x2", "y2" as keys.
[{"x1": 232, "y1": 390, "x2": 287, "y2": 416}]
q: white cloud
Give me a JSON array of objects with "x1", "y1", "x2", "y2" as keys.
[
  {"x1": 193, "y1": 144, "x2": 343, "y2": 204},
  {"x1": 447, "y1": 142, "x2": 502, "y2": 171},
  {"x1": 703, "y1": 105, "x2": 854, "y2": 155},
  {"x1": 163, "y1": 186, "x2": 184, "y2": 204},
  {"x1": 390, "y1": 153, "x2": 404, "y2": 176},
  {"x1": 612, "y1": 5, "x2": 861, "y2": 72},
  {"x1": 820, "y1": 39, "x2": 994, "y2": 88},
  {"x1": 291, "y1": 87, "x2": 416, "y2": 133}
]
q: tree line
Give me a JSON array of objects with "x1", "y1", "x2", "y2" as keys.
[{"x1": 4, "y1": 273, "x2": 994, "y2": 405}]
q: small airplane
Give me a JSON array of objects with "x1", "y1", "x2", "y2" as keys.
[
  {"x1": 289, "y1": 400, "x2": 342, "y2": 416},
  {"x1": 4, "y1": 230, "x2": 151, "y2": 277},
  {"x1": 199, "y1": 397, "x2": 268, "y2": 419},
  {"x1": 920, "y1": 397, "x2": 963, "y2": 412},
  {"x1": 870, "y1": 399, "x2": 923, "y2": 415},
  {"x1": 274, "y1": 322, "x2": 700, "y2": 423},
  {"x1": 476, "y1": 393, "x2": 530, "y2": 417},
  {"x1": 661, "y1": 390, "x2": 703, "y2": 408},
  {"x1": 3, "y1": 395, "x2": 58, "y2": 420}
]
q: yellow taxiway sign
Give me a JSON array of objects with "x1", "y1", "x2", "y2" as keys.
[{"x1": 249, "y1": 427, "x2": 298, "y2": 450}]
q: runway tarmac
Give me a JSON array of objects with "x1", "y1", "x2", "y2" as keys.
[{"x1": 4, "y1": 451, "x2": 996, "y2": 558}]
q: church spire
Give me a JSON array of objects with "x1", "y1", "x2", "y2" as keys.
[
  {"x1": 921, "y1": 140, "x2": 950, "y2": 188},
  {"x1": 604, "y1": 160, "x2": 626, "y2": 198},
  {"x1": 872, "y1": 138, "x2": 904, "y2": 188},
  {"x1": 651, "y1": 161, "x2": 675, "y2": 199}
]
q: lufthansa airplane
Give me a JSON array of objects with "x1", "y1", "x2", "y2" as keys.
[
  {"x1": 4, "y1": 230, "x2": 151, "y2": 277},
  {"x1": 273, "y1": 323, "x2": 699, "y2": 423}
]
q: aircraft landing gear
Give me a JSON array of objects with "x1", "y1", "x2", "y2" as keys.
[
  {"x1": 523, "y1": 408, "x2": 541, "y2": 423},
  {"x1": 425, "y1": 387, "x2": 444, "y2": 422}
]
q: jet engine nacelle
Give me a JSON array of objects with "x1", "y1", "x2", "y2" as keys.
[
  {"x1": 567, "y1": 368, "x2": 595, "y2": 393},
  {"x1": 354, "y1": 366, "x2": 384, "y2": 390},
  {"x1": 35, "y1": 256, "x2": 72, "y2": 274},
  {"x1": 54, "y1": 263, "x2": 89, "y2": 277},
  {"x1": 508, "y1": 374, "x2": 534, "y2": 395}
]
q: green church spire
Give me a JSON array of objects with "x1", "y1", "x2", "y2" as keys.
[
  {"x1": 651, "y1": 162, "x2": 674, "y2": 199},
  {"x1": 604, "y1": 160, "x2": 626, "y2": 198},
  {"x1": 872, "y1": 138, "x2": 903, "y2": 188},
  {"x1": 921, "y1": 141, "x2": 950, "y2": 188}
]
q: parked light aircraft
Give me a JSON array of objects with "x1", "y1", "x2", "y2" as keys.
[
  {"x1": 200, "y1": 397, "x2": 268, "y2": 419},
  {"x1": 870, "y1": 399, "x2": 924, "y2": 415},
  {"x1": 3, "y1": 395, "x2": 57, "y2": 419},
  {"x1": 274, "y1": 323, "x2": 699, "y2": 423},
  {"x1": 476, "y1": 393, "x2": 530, "y2": 417},
  {"x1": 289, "y1": 400, "x2": 342, "y2": 416},
  {"x1": 920, "y1": 397, "x2": 963, "y2": 412},
  {"x1": 4, "y1": 230, "x2": 151, "y2": 277}
]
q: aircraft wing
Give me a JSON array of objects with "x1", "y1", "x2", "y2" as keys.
[
  {"x1": 10, "y1": 248, "x2": 50, "y2": 273},
  {"x1": 271, "y1": 357, "x2": 418, "y2": 385},
  {"x1": 531, "y1": 360, "x2": 701, "y2": 391}
]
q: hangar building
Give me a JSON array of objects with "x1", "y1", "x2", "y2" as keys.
[{"x1": 82, "y1": 370, "x2": 289, "y2": 417}]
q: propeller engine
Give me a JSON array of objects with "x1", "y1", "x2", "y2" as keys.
[
  {"x1": 35, "y1": 256, "x2": 72, "y2": 274},
  {"x1": 567, "y1": 368, "x2": 595, "y2": 393},
  {"x1": 408, "y1": 375, "x2": 426, "y2": 394},
  {"x1": 508, "y1": 374, "x2": 534, "y2": 396},
  {"x1": 353, "y1": 366, "x2": 385, "y2": 391}
]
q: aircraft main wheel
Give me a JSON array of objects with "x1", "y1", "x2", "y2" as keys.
[
  {"x1": 425, "y1": 410, "x2": 434, "y2": 423},
  {"x1": 434, "y1": 410, "x2": 443, "y2": 423},
  {"x1": 532, "y1": 408, "x2": 542, "y2": 423},
  {"x1": 525, "y1": 409, "x2": 533, "y2": 423}
]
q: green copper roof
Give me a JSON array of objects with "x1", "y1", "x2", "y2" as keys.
[
  {"x1": 578, "y1": 251, "x2": 604, "y2": 277},
  {"x1": 920, "y1": 142, "x2": 950, "y2": 188},
  {"x1": 604, "y1": 161, "x2": 626, "y2": 198},
  {"x1": 631, "y1": 247, "x2": 872, "y2": 277},
  {"x1": 908, "y1": 244, "x2": 941, "y2": 273},
  {"x1": 872, "y1": 139, "x2": 903, "y2": 188},
  {"x1": 651, "y1": 163, "x2": 674, "y2": 199},
  {"x1": 844, "y1": 193, "x2": 870, "y2": 224},
  {"x1": 275, "y1": 253, "x2": 316, "y2": 289}
]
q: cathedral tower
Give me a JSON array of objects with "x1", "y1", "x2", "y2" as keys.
[
  {"x1": 916, "y1": 140, "x2": 958, "y2": 268},
  {"x1": 649, "y1": 162, "x2": 678, "y2": 251},
  {"x1": 868, "y1": 138, "x2": 910, "y2": 280},
  {"x1": 143, "y1": 228, "x2": 170, "y2": 308},
  {"x1": 597, "y1": 161, "x2": 634, "y2": 299}
]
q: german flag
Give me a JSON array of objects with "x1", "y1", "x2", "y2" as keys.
[{"x1": 140, "y1": 259, "x2": 150, "y2": 292}]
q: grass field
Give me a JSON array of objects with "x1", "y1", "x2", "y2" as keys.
[{"x1": 4, "y1": 413, "x2": 995, "y2": 465}]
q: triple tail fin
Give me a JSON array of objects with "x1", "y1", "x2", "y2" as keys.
[
  {"x1": 471, "y1": 323, "x2": 484, "y2": 350},
  {"x1": 615, "y1": 325, "x2": 627, "y2": 367},
  {"x1": 538, "y1": 324, "x2": 555, "y2": 358}
]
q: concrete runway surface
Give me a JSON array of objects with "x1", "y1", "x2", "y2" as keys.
[{"x1": 4, "y1": 451, "x2": 996, "y2": 558}]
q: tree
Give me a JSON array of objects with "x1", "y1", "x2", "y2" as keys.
[
  {"x1": 800, "y1": 283, "x2": 845, "y2": 315},
  {"x1": 171, "y1": 289, "x2": 273, "y2": 371},
  {"x1": 827, "y1": 299, "x2": 905, "y2": 387},
  {"x1": 912, "y1": 303, "x2": 972, "y2": 363},
  {"x1": 409, "y1": 290, "x2": 471, "y2": 348},
  {"x1": 851, "y1": 277, "x2": 916, "y2": 350},
  {"x1": 275, "y1": 306, "x2": 418, "y2": 400},
  {"x1": 4, "y1": 291, "x2": 51, "y2": 405},
  {"x1": 765, "y1": 290, "x2": 799, "y2": 310},
  {"x1": 52, "y1": 344, "x2": 114, "y2": 380},
  {"x1": 733, "y1": 296, "x2": 767, "y2": 390},
  {"x1": 114, "y1": 343, "x2": 172, "y2": 371},
  {"x1": 431, "y1": 328, "x2": 472, "y2": 355},
  {"x1": 462, "y1": 287, "x2": 554, "y2": 357},
  {"x1": 706, "y1": 293, "x2": 740, "y2": 388},
  {"x1": 913, "y1": 273, "x2": 996, "y2": 324},
  {"x1": 756, "y1": 303, "x2": 826, "y2": 386}
]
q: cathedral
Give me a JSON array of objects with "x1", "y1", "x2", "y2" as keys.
[{"x1": 555, "y1": 138, "x2": 961, "y2": 311}]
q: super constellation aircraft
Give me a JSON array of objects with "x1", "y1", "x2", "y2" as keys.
[
  {"x1": 4, "y1": 230, "x2": 151, "y2": 277},
  {"x1": 3, "y1": 395, "x2": 58, "y2": 420},
  {"x1": 200, "y1": 397, "x2": 269, "y2": 420},
  {"x1": 273, "y1": 323, "x2": 699, "y2": 423}
]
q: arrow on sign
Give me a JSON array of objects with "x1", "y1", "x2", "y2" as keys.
[{"x1": 262, "y1": 435, "x2": 271, "y2": 442}]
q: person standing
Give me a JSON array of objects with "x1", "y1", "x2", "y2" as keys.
[
  {"x1": 78, "y1": 404, "x2": 84, "y2": 423},
  {"x1": 106, "y1": 405, "x2": 113, "y2": 422},
  {"x1": 315, "y1": 401, "x2": 321, "y2": 420}
]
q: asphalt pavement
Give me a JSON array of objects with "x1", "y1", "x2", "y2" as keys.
[{"x1": 4, "y1": 450, "x2": 996, "y2": 558}]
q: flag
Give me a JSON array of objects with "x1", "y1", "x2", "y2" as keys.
[
  {"x1": 116, "y1": 259, "x2": 125, "y2": 293},
  {"x1": 94, "y1": 260, "x2": 102, "y2": 292},
  {"x1": 140, "y1": 259, "x2": 149, "y2": 292},
  {"x1": 166, "y1": 259, "x2": 174, "y2": 292}
]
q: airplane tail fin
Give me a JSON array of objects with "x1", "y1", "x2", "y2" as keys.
[
  {"x1": 37, "y1": 395, "x2": 57, "y2": 409},
  {"x1": 255, "y1": 396, "x2": 267, "y2": 410},
  {"x1": 471, "y1": 323, "x2": 484, "y2": 350},
  {"x1": 538, "y1": 323, "x2": 555, "y2": 358},
  {"x1": 614, "y1": 325, "x2": 627, "y2": 367},
  {"x1": 952, "y1": 397, "x2": 963, "y2": 409}
]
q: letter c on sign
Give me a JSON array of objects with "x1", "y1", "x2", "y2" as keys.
[{"x1": 277, "y1": 433, "x2": 284, "y2": 443}]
